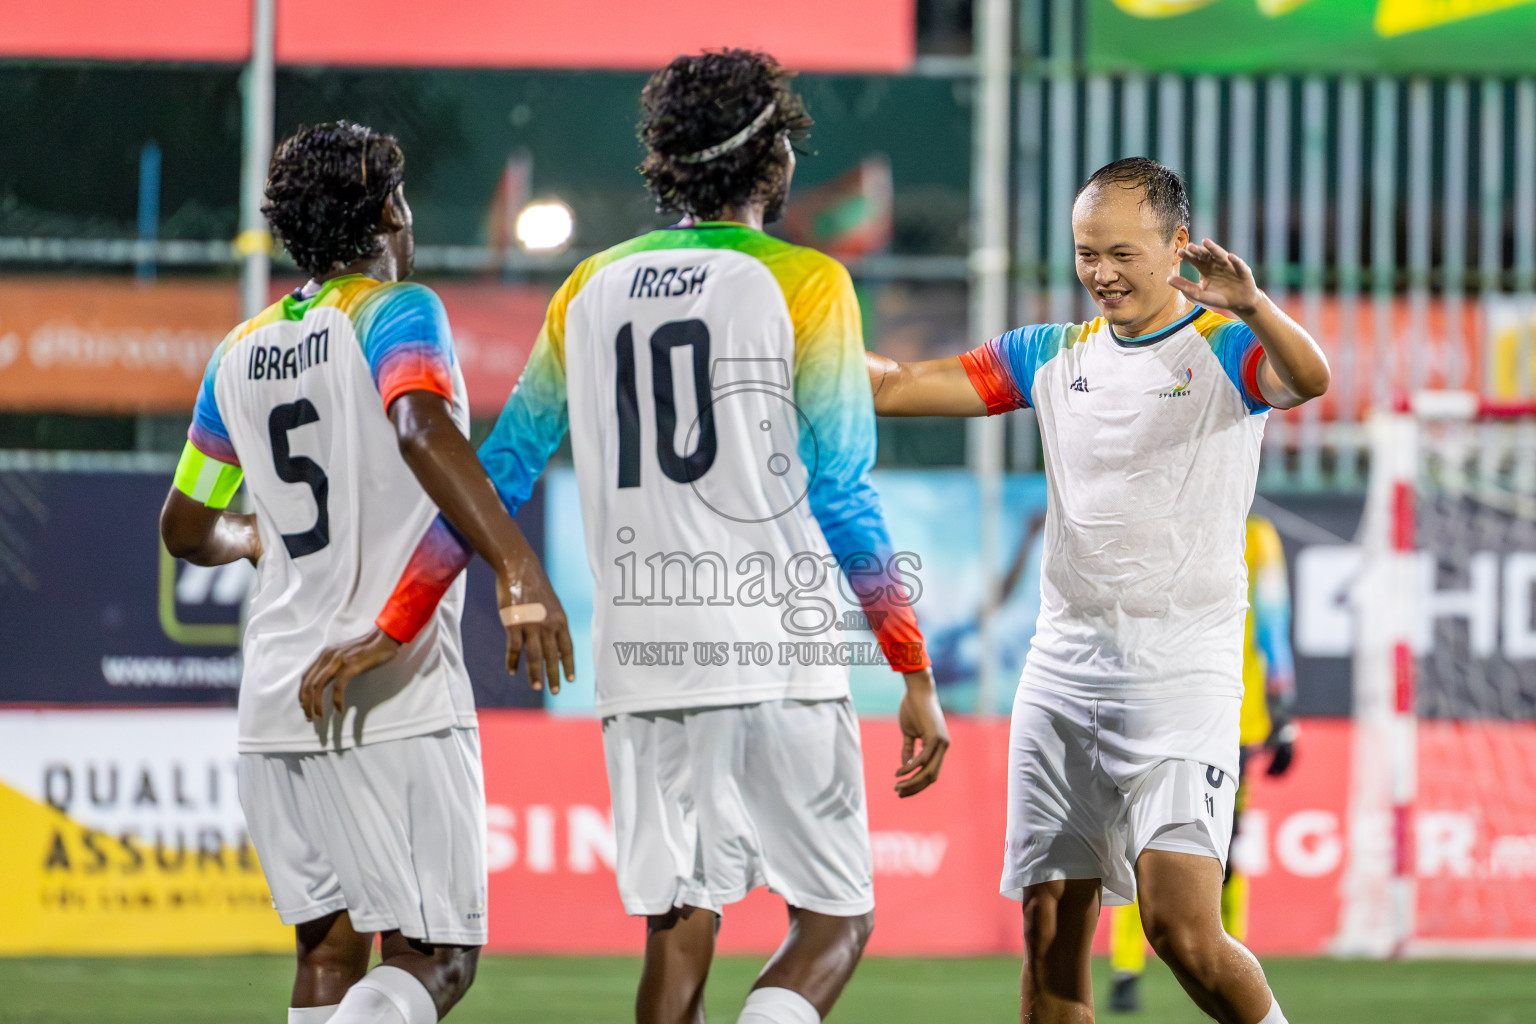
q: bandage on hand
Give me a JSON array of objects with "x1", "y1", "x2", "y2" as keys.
[{"x1": 500, "y1": 602, "x2": 548, "y2": 626}]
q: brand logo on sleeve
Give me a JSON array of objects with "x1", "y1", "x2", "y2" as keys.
[{"x1": 1158, "y1": 367, "x2": 1193, "y2": 398}]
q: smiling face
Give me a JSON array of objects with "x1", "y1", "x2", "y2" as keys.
[{"x1": 1072, "y1": 180, "x2": 1189, "y2": 335}]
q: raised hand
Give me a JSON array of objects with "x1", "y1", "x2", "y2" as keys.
[{"x1": 1169, "y1": 238, "x2": 1262, "y2": 316}]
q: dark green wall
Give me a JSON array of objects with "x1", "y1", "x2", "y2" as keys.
[{"x1": 0, "y1": 64, "x2": 971, "y2": 254}]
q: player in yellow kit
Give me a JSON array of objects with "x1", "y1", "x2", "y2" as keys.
[{"x1": 1107, "y1": 513, "x2": 1297, "y2": 1012}]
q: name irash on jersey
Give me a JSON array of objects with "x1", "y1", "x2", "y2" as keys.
[
  {"x1": 249, "y1": 328, "x2": 330, "y2": 381},
  {"x1": 628, "y1": 263, "x2": 709, "y2": 299}
]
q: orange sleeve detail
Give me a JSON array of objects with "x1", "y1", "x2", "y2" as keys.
[{"x1": 959, "y1": 342, "x2": 1028, "y2": 415}]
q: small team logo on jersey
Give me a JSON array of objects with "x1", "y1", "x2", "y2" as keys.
[
  {"x1": 1070, "y1": 376, "x2": 1090, "y2": 393},
  {"x1": 1159, "y1": 367, "x2": 1194, "y2": 398}
]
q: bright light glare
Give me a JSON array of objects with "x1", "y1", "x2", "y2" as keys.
[{"x1": 515, "y1": 200, "x2": 574, "y2": 252}]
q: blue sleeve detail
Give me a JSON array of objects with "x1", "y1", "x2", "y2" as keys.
[
  {"x1": 995, "y1": 323, "x2": 1069, "y2": 407},
  {"x1": 1207, "y1": 321, "x2": 1269, "y2": 415},
  {"x1": 478, "y1": 334, "x2": 569, "y2": 516},
  {"x1": 789, "y1": 264, "x2": 900, "y2": 578},
  {"x1": 188, "y1": 331, "x2": 239, "y2": 465},
  {"x1": 354, "y1": 283, "x2": 457, "y2": 405},
  {"x1": 796, "y1": 364, "x2": 894, "y2": 579}
]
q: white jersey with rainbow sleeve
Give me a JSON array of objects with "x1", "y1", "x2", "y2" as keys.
[
  {"x1": 480, "y1": 223, "x2": 929, "y2": 717},
  {"x1": 961, "y1": 306, "x2": 1269, "y2": 702},
  {"x1": 184, "y1": 275, "x2": 476, "y2": 753}
]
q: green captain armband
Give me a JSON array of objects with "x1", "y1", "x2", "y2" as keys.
[{"x1": 174, "y1": 441, "x2": 244, "y2": 509}]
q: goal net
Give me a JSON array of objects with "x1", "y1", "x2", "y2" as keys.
[{"x1": 1335, "y1": 392, "x2": 1536, "y2": 957}]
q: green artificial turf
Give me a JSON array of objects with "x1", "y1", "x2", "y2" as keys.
[{"x1": 1, "y1": 954, "x2": 1533, "y2": 1022}]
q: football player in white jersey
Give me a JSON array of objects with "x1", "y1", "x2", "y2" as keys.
[
  {"x1": 160, "y1": 121, "x2": 573, "y2": 1024},
  {"x1": 479, "y1": 51, "x2": 950, "y2": 1024},
  {"x1": 867, "y1": 159, "x2": 1329, "y2": 1024}
]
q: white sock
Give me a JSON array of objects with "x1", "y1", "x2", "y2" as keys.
[
  {"x1": 1257, "y1": 998, "x2": 1289, "y2": 1024},
  {"x1": 288, "y1": 1008, "x2": 339, "y2": 1024},
  {"x1": 737, "y1": 986, "x2": 821, "y2": 1024},
  {"x1": 327, "y1": 966, "x2": 438, "y2": 1024}
]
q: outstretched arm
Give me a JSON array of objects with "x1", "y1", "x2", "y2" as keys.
[
  {"x1": 866, "y1": 351, "x2": 989, "y2": 417},
  {"x1": 300, "y1": 283, "x2": 575, "y2": 717},
  {"x1": 1170, "y1": 238, "x2": 1330, "y2": 409},
  {"x1": 299, "y1": 390, "x2": 575, "y2": 720},
  {"x1": 304, "y1": 276, "x2": 579, "y2": 717},
  {"x1": 799, "y1": 261, "x2": 949, "y2": 797},
  {"x1": 392, "y1": 391, "x2": 572, "y2": 682}
]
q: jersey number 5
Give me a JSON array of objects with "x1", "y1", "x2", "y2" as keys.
[
  {"x1": 615, "y1": 319, "x2": 717, "y2": 488},
  {"x1": 267, "y1": 399, "x2": 330, "y2": 557}
]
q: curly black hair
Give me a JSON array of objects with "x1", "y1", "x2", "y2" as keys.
[
  {"x1": 1076, "y1": 157, "x2": 1189, "y2": 241},
  {"x1": 262, "y1": 121, "x2": 405, "y2": 278},
  {"x1": 638, "y1": 49, "x2": 813, "y2": 222}
]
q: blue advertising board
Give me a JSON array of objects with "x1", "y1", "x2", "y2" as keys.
[{"x1": 0, "y1": 456, "x2": 544, "y2": 709}]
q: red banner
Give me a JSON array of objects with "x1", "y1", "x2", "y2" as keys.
[
  {"x1": 0, "y1": 1, "x2": 915, "y2": 73},
  {"x1": 479, "y1": 712, "x2": 1536, "y2": 956},
  {"x1": 479, "y1": 713, "x2": 1018, "y2": 955},
  {"x1": 477, "y1": 712, "x2": 1359, "y2": 956},
  {"x1": 2, "y1": 708, "x2": 1532, "y2": 955}
]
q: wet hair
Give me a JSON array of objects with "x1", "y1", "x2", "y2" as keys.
[
  {"x1": 262, "y1": 121, "x2": 405, "y2": 278},
  {"x1": 1076, "y1": 157, "x2": 1189, "y2": 241},
  {"x1": 638, "y1": 49, "x2": 813, "y2": 222}
]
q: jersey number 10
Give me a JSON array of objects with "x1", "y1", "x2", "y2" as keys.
[{"x1": 615, "y1": 319, "x2": 718, "y2": 488}]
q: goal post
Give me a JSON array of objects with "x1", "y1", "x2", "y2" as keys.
[{"x1": 1335, "y1": 392, "x2": 1536, "y2": 958}]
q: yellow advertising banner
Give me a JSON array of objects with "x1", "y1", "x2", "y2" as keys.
[
  {"x1": 1092, "y1": 0, "x2": 1536, "y2": 72},
  {"x1": 1375, "y1": 0, "x2": 1536, "y2": 35},
  {"x1": 0, "y1": 709, "x2": 288, "y2": 955}
]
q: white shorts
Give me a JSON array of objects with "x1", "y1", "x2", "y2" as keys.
[
  {"x1": 1001, "y1": 686, "x2": 1240, "y2": 907},
  {"x1": 603, "y1": 698, "x2": 873, "y2": 918},
  {"x1": 238, "y1": 726, "x2": 488, "y2": 945}
]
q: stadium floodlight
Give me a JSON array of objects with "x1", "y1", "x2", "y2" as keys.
[{"x1": 515, "y1": 199, "x2": 575, "y2": 252}]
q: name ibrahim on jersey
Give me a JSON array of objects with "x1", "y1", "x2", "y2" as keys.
[{"x1": 161, "y1": 122, "x2": 571, "y2": 1024}]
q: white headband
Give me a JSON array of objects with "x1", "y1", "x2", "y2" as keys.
[{"x1": 673, "y1": 102, "x2": 778, "y2": 165}]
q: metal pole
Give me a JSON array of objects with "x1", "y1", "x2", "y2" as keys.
[
  {"x1": 239, "y1": 0, "x2": 276, "y2": 319},
  {"x1": 1336, "y1": 76, "x2": 1363, "y2": 487},
  {"x1": 1298, "y1": 76, "x2": 1326, "y2": 489},
  {"x1": 1372, "y1": 78, "x2": 1399, "y2": 413},
  {"x1": 1516, "y1": 80, "x2": 1536, "y2": 296},
  {"x1": 1261, "y1": 76, "x2": 1292, "y2": 488},
  {"x1": 1191, "y1": 76, "x2": 1219, "y2": 243},
  {"x1": 1443, "y1": 79, "x2": 1469, "y2": 388},
  {"x1": 1046, "y1": 0, "x2": 1077, "y2": 325},
  {"x1": 969, "y1": 0, "x2": 1012, "y2": 715},
  {"x1": 1407, "y1": 79, "x2": 1432, "y2": 392},
  {"x1": 136, "y1": 141, "x2": 161, "y2": 282},
  {"x1": 1012, "y1": 0, "x2": 1044, "y2": 473}
]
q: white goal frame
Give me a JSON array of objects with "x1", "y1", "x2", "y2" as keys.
[{"x1": 1334, "y1": 391, "x2": 1536, "y2": 959}]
